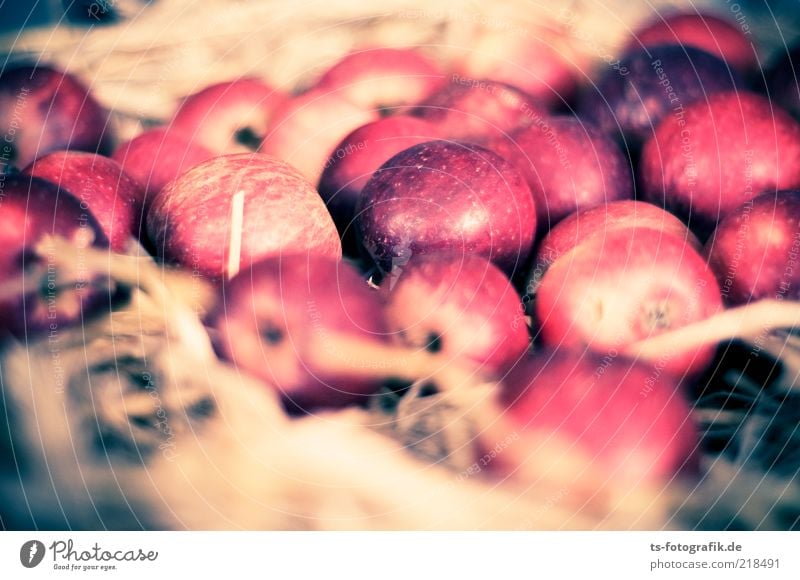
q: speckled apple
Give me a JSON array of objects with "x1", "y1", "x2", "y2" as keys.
[
  {"x1": 383, "y1": 254, "x2": 530, "y2": 375},
  {"x1": 24, "y1": 151, "x2": 144, "y2": 250},
  {"x1": 146, "y1": 153, "x2": 342, "y2": 281},
  {"x1": 356, "y1": 140, "x2": 537, "y2": 277},
  {"x1": 528, "y1": 200, "x2": 699, "y2": 297},
  {"x1": 536, "y1": 226, "x2": 722, "y2": 377},
  {"x1": 318, "y1": 116, "x2": 443, "y2": 240}
]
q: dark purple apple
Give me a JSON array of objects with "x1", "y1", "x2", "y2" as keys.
[
  {"x1": 318, "y1": 116, "x2": 443, "y2": 240},
  {"x1": 383, "y1": 254, "x2": 530, "y2": 375},
  {"x1": 527, "y1": 200, "x2": 699, "y2": 297},
  {"x1": 146, "y1": 153, "x2": 342, "y2": 282},
  {"x1": 766, "y1": 44, "x2": 800, "y2": 121},
  {"x1": 494, "y1": 349, "x2": 696, "y2": 485},
  {"x1": 640, "y1": 91, "x2": 800, "y2": 234},
  {"x1": 24, "y1": 151, "x2": 144, "y2": 250},
  {"x1": 408, "y1": 79, "x2": 545, "y2": 143},
  {"x1": 489, "y1": 115, "x2": 633, "y2": 231},
  {"x1": 536, "y1": 226, "x2": 722, "y2": 377},
  {"x1": 313, "y1": 47, "x2": 446, "y2": 109},
  {"x1": 0, "y1": 64, "x2": 109, "y2": 169},
  {"x1": 356, "y1": 140, "x2": 537, "y2": 278},
  {"x1": 112, "y1": 127, "x2": 216, "y2": 201},
  {"x1": 705, "y1": 190, "x2": 800, "y2": 305},
  {"x1": 260, "y1": 88, "x2": 379, "y2": 184},
  {"x1": 0, "y1": 174, "x2": 109, "y2": 336},
  {"x1": 170, "y1": 77, "x2": 288, "y2": 154},
  {"x1": 627, "y1": 11, "x2": 757, "y2": 73},
  {"x1": 578, "y1": 45, "x2": 739, "y2": 148},
  {"x1": 212, "y1": 254, "x2": 388, "y2": 413}
]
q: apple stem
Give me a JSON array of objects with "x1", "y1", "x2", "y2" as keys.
[
  {"x1": 227, "y1": 190, "x2": 245, "y2": 280},
  {"x1": 627, "y1": 299, "x2": 800, "y2": 360}
]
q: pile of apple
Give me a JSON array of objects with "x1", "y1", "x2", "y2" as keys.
[{"x1": 2, "y1": 10, "x2": 800, "y2": 495}]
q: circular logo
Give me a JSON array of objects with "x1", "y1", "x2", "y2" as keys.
[{"x1": 19, "y1": 540, "x2": 46, "y2": 568}]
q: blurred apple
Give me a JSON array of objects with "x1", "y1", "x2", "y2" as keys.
[
  {"x1": 454, "y1": 28, "x2": 579, "y2": 108},
  {"x1": 24, "y1": 151, "x2": 144, "y2": 250},
  {"x1": 705, "y1": 190, "x2": 800, "y2": 305},
  {"x1": 767, "y1": 44, "x2": 800, "y2": 121},
  {"x1": 0, "y1": 174, "x2": 109, "y2": 336},
  {"x1": 313, "y1": 47, "x2": 446, "y2": 109},
  {"x1": 578, "y1": 45, "x2": 739, "y2": 148},
  {"x1": 170, "y1": 77, "x2": 287, "y2": 154},
  {"x1": 112, "y1": 127, "x2": 216, "y2": 202},
  {"x1": 409, "y1": 79, "x2": 545, "y2": 143},
  {"x1": 212, "y1": 254, "x2": 388, "y2": 413},
  {"x1": 627, "y1": 11, "x2": 757, "y2": 73},
  {"x1": 260, "y1": 89, "x2": 379, "y2": 184},
  {"x1": 0, "y1": 64, "x2": 109, "y2": 170},
  {"x1": 356, "y1": 140, "x2": 536, "y2": 277},
  {"x1": 384, "y1": 254, "x2": 530, "y2": 375},
  {"x1": 495, "y1": 349, "x2": 696, "y2": 485},
  {"x1": 146, "y1": 153, "x2": 341, "y2": 282},
  {"x1": 640, "y1": 91, "x2": 800, "y2": 234}
]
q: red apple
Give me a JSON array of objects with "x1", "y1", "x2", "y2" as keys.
[
  {"x1": 528, "y1": 200, "x2": 699, "y2": 296},
  {"x1": 146, "y1": 153, "x2": 342, "y2": 281},
  {"x1": 641, "y1": 91, "x2": 800, "y2": 234},
  {"x1": 409, "y1": 79, "x2": 545, "y2": 143},
  {"x1": 170, "y1": 77, "x2": 287, "y2": 154},
  {"x1": 318, "y1": 116, "x2": 443, "y2": 240},
  {"x1": 454, "y1": 29, "x2": 579, "y2": 108},
  {"x1": 260, "y1": 89, "x2": 379, "y2": 184},
  {"x1": 535, "y1": 226, "x2": 723, "y2": 377},
  {"x1": 212, "y1": 254, "x2": 387, "y2": 413},
  {"x1": 627, "y1": 11, "x2": 757, "y2": 73},
  {"x1": 24, "y1": 151, "x2": 144, "y2": 251},
  {"x1": 0, "y1": 64, "x2": 109, "y2": 169},
  {"x1": 495, "y1": 349, "x2": 696, "y2": 485},
  {"x1": 767, "y1": 44, "x2": 800, "y2": 121},
  {"x1": 313, "y1": 47, "x2": 446, "y2": 109},
  {"x1": 489, "y1": 115, "x2": 633, "y2": 231},
  {"x1": 0, "y1": 174, "x2": 109, "y2": 336},
  {"x1": 112, "y1": 127, "x2": 216, "y2": 201},
  {"x1": 578, "y1": 45, "x2": 739, "y2": 148},
  {"x1": 705, "y1": 190, "x2": 800, "y2": 305},
  {"x1": 356, "y1": 140, "x2": 537, "y2": 277},
  {"x1": 383, "y1": 254, "x2": 530, "y2": 375}
]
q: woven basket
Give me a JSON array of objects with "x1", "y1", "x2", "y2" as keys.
[{"x1": 2, "y1": 0, "x2": 800, "y2": 531}]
